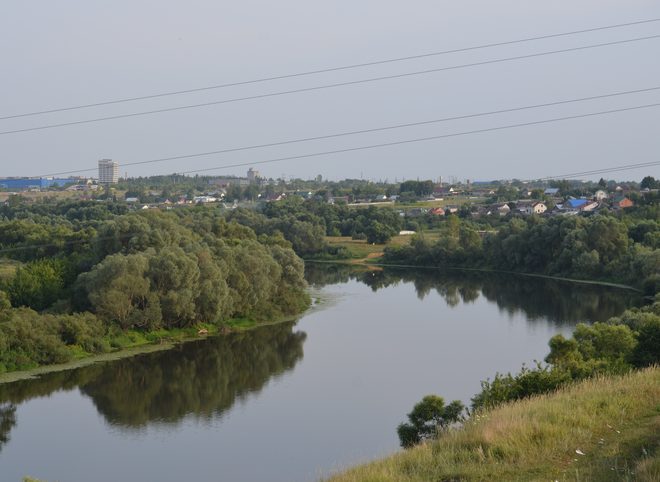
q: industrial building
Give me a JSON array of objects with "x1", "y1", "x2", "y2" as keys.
[{"x1": 0, "y1": 178, "x2": 76, "y2": 190}]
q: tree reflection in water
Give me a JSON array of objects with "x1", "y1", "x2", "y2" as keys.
[
  {"x1": 305, "y1": 264, "x2": 643, "y2": 324},
  {"x1": 0, "y1": 321, "x2": 305, "y2": 447},
  {"x1": 0, "y1": 404, "x2": 16, "y2": 452},
  {"x1": 0, "y1": 265, "x2": 644, "y2": 453}
]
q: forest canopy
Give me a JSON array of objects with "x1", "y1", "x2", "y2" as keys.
[{"x1": 0, "y1": 202, "x2": 310, "y2": 373}]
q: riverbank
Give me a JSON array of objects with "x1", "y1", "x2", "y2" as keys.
[
  {"x1": 0, "y1": 290, "x2": 326, "y2": 385},
  {"x1": 313, "y1": 236, "x2": 643, "y2": 293},
  {"x1": 327, "y1": 367, "x2": 660, "y2": 482}
]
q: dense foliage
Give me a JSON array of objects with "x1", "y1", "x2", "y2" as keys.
[
  {"x1": 397, "y1": 396, "x2": 464, "y2": 448},
  {"x1": 226, "y1": 197, "x2": 403, "y2": 250},
  {"x1": 471, "y1": 295, "x2": 660, "y2": 411},
  {"x1": 398, "y1": 294, "x2": 660, "y2": 447},
  {"x1": 0, "y1": 201, "x2": 310, "y2": 372},
  {"x1": 384, "y1": 211, "x2": 660, "y2": 294}
]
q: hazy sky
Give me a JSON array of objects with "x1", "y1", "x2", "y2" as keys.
[{"x1": 1, "y1": 0, "x2": 659, "y2": 182}]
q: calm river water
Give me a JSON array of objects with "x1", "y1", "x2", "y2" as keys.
[{"x1": 0, "y1": 266, "x2": 643, "y2": 482}]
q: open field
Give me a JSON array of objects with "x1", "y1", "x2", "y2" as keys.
[
  {"x1": 0, "y1": 258, "x2": 21, "y2": 282},
  {"x1": 325, "y1": 235, "x2": 415, "y2": 262},
  {"x1": 324, "y1": 232, "x2": 444, "y2": 263},
  {"x1": 327, "y1": 368, "x2": 660, "y2": 482},
  {"x1": 394, "y1": 196, "x2": 486, "y2": 210},
  {"x1": 346, "y1": 196, "x2": 486, "y2": 211}
]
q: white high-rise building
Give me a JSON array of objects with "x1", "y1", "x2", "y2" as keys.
[
  {"x1": 98, "y1": 159, "x2": 119, "y2": 184},
  {"x1": 247, "y1": 167, "x2": 261, "y2": 183}
]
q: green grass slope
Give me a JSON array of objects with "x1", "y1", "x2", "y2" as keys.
[{"x1": 327, "y1": 368, "x2": 659, "y2": 482}]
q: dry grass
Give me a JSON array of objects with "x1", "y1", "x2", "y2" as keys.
[
  {"x1": 325, "y1": 237, "x2": 386, "y2": 262},
  {"x1": 0, "y1": 258, "x2": 21, "y2": 282},
  {"x1": 325, "y1": 232, "x2": 442, "y2": 265},
  {"x1": 326, "y1": 368, "x2": 660, "y2": 482}
]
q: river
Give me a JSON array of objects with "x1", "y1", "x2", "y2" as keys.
[{"x1": 0, "y1": 266, "x2": 643, "y2": 482}]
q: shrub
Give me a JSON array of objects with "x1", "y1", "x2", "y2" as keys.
[{"x1": 397, "y1": 395, "x2": 464, "y2": 448}]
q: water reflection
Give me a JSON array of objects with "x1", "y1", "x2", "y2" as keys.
[
  {"x1": 81, "y1": 322, "x2": 305, "y2": 427},
  {"x1": 305, "y1": 263, "x2": 643, "y2": 324},
  {"x1": 0, "y1": 404, "x2": 16, "y2": 452},
  {"x1": 0, "y1": 266, "x2": 643, "y2": 459},
  {"x1": 0, "y1": 321, "x2": 305, "y2": 447}
]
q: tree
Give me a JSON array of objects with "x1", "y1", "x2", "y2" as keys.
[
  {"x1": 225, "y1": 184, "x2": 243, "y2": 201},
  {"x1": 78, "y1": 253, "x2": 156, "y2": 329},
  {"x1": 146, "y1": 246, "x2": 200, "y2": 327},
  {"x1": 629, "y1": 318, "x2": 660, "y2": 367},
  {"x1": 640, "y1": 176, "x2": 658, "y2": 190},
  {"x1": 399, "y1": 180, "x2": 434, "y2": 197},
  {"x1": 549, "y1": 179, "x2": 570, "y2": 194},
  {"x1": 396, "y1": 395, "x2": 464, "y2": 448},
  {"x1": 545, "y1": 322, "x2": 637, "y2": 377},
  {"x1": 6, "y1": 259, "x2": 66, "y2": 311},
  {"x1": 365, "y1": 220, "x2": 396, "y2": 244}
]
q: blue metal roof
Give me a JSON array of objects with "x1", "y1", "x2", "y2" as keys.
[
  {"x1": 0, "y1": 178, "x2": 75, "y2": 189},
  {"x1": 566, "y1": 198, "x2": 588, "y2": 208}
]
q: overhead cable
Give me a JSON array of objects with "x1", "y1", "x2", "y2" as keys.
[
  {"x1": 173, "y1": 102, "x2": 660, "y2": 175},
  {"x1": 2, "y1": 17, "x2": 659, "y2": 120},
  {"x1": 35, "y1": 85, "x2": 660, "y2": 178},
  {"x1": 2, "y1": 34, "x2": 660, "y2": 136}
]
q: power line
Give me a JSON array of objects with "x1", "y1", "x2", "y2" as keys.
[
  {"x1": 36, "y1": 85, "x2": 660, "y2": 178},
  {"x1": 3, "y1": 34, "x2": 660, "y2": 137},
  {"x1": 539, "y1": 161, "x2": 660, "y2": 180},
  {"x1": 170, "y1": 102, "x2": 660, "y2": 176},
  {"x1": 2, "y1": 17, "x2": 660, "y2": 121},
  {"x1": 0, "y1": 164, "x2": 655, "y2": 257}
]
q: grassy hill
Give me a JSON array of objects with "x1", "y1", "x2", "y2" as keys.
[{"x1": 327, "y1": 368, "x2": 659, "y2": 482}]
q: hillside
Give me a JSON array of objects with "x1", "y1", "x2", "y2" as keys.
[{"x1": 327, "y1": 368, "x2": 659, "y2": 482}]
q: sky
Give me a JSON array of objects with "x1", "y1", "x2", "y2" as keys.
[{"x1": 1, "y1": 0, "x2": 659, "y2": 183}]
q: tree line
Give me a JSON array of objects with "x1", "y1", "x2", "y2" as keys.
[
  {"x1": 384, "y1": 210, "x2": 659, "y2": 295},
  {"x1": 0, "y1": 201, "x2": 310, "y2": 373}
]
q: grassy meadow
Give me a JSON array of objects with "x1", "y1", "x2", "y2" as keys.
[{"x1": 327, "y1": 368, "x2": 660, "y2": 482}]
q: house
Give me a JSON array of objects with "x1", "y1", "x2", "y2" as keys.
[
  {"x1": 445, "y1": 205, "x2": 459, "y2": 214},
  {"x1": 581, "y1": 201, "x2": 600, "y2": 212},
  {"x1": 405, "y1": 208, "x2": 428, "y2": 217},
  {"x1": 612, "y1": 196, "x2": 634, "y2": 209},
  {"x1": 518, "y1": 201, "x2": 548, "y2": 214},
  {"x1": 565, "y1": 198, "x2": 588, "y2": 210},
  {"x1": 496, "y1": 203, "x2": 511, "y2": 216},
  {"x1": 593, "y1": 190, "x2": 608, "y2": 201},
  {"x1": 433, "y1": 187, "x2": 457, "y2": 197},
  {"x1": 266, "y1": 193, "x2": 286, "y2": 202},
  {"x1": 544, "y1": 188, "x2": 560, "y2": 196},
  {"x1": 193, "y1": 196, "x2": 218, "y2": 203},
  {"x1": 516, "y1": 200, "x2": 533, "y2": 214},
  {"x1": 474, "y1": 206, "x2": 492, "y2": 216},
  {"x1": 533, "y1": 202, "x2": 547, "y2": 214},
  {"x1": 429, "y1": 207, "x2": 445, "y2": 216}
]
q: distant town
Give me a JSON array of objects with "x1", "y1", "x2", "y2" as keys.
[{"x1": 1, "y1": 158, "x2": 657, "y2": 219}]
